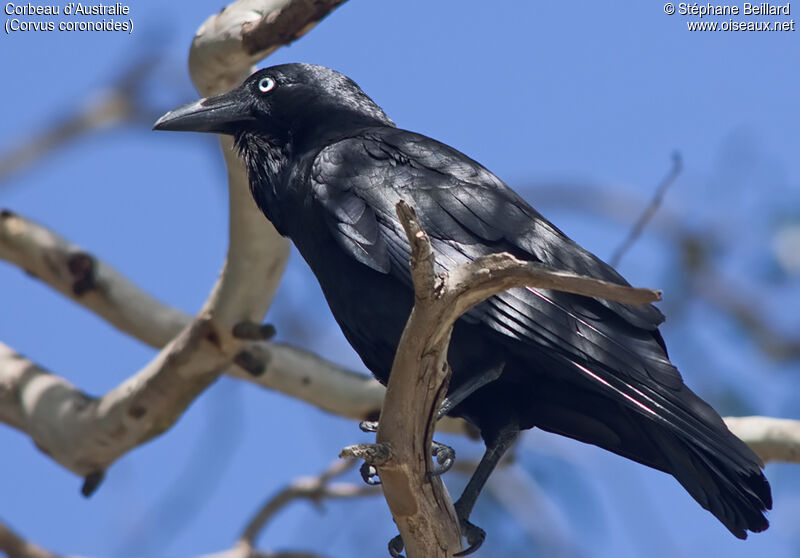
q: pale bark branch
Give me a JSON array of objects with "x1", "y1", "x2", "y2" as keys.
[
  {"x1": 0, "y1": 520, "x2": 58, "y2": 558},
  {"x1": 0, "y1": 209, "x2": 473, "y2": 442},
  {"x1": 356, "y1": 201, "x2": 663, "y2": 558},
  {"x1": 0, "y1": 328, "x2": 228, "y2": 482},
  {"x1": 0, "y1": 0, "x2": 366, "y2": 487},
  {"x1": 0, "y1": 209, "x2": 189, "y2": 348},
  {"x1": 0, "y1": 210, "x2": 379, "y2": 421},
  {"x1": 188, "y1": 0, "x2": 349, "y2": 97},
  {"x1": 724, "y1": 416, "x2": 800, "y2": 464}
]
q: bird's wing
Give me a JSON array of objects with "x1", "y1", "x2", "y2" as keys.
[
  {"x1": 310, "y1": 127, "x2": 769, "y2": 536},
  {"x1": 309, "y1": 127, "x2": 747, "y2": 457}
]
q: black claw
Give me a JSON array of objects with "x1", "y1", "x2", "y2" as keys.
[
  {"x1": 81, "y1": 470, "x2": 105, "y2": 497},
  {"x1": 429, "y1": 441, "x2": 455, "y2": 476},
  {"x1": 453, "y1": 517, "x2": 486, "y2": 557},
  {"x1": 388, "y1": 534, "x2": 405, "y2": 558},
  {"x1": 359, "y1": 420, "x2": 379, "y2": 433},
  {"x1": 360, "y1": 461, "x2": 381, "y2": 485}
]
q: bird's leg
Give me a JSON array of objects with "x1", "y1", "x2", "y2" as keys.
[
  {"x1": 452, "y1": 425, "x2": 519, "y2": 556},
  {"x1": 360, "y1": 362, "x2": 505, "y2": 482},
  {"x1": 437, "y1": 361, "x2": 505, "y2": 420},
  {"x1": 380, "y1": 426, "x2": 517, "y2": 557},
  {"x1": 428, "y1": 362, "x2": 504, "y2": 476}
]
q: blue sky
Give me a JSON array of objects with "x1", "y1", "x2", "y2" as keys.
[{"x1": 2, "y1": 1, "x2": 799, "y2": 557}]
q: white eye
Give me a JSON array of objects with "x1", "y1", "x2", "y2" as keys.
[{"x1": 258, "y1": 77, "x2": 276, "y2": 93}]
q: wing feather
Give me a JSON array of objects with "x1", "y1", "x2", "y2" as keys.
[{"x1": 309, "y1": 128, "x2": 737, "y2": 451}]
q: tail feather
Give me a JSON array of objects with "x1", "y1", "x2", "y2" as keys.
[
  {"x1": 653, "y1": 428, "x2": 771, "y2": 538},
  {"x1": 522, "y1": 374, "x2": 772, "y2": 537}
]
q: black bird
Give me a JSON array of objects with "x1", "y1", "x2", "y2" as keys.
[{"x1": 155, "y1": 63, "x2": 771, "y2": 553}]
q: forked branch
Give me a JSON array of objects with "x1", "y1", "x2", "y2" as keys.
[{"x1": 353, "y1": 201, "x2": 661, "y2": 558}]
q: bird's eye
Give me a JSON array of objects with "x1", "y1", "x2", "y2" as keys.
[{"x1": 258, "y1": 77, "x2": 276, "y2": 93}]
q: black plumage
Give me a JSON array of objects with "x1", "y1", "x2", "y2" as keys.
[{"x1": 155, "y1": 63, "x2": 771, "y2": 547}]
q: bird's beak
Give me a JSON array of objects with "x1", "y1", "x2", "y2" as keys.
[{"x1": 153, "y1": 89, "x2": 253, "y2": 134}]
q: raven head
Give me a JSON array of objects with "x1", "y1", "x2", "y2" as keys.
[{"x1": 154, "y1": 63, "x2": 393, "y2": 147}]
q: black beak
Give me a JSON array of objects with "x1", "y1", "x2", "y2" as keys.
[{"x1": 153, "y1": 89, "x2": 253, "y2": 134}]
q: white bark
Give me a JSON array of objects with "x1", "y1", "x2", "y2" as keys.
[
  {"x1": 0, "y1": 330, "x2": 227, "y2": 480},
  {"x1": 188, "y1": 0, "x2": 348, "y2": 96},
  {"x1": 0, "y1": 208, "x2": 189, "y2": 349},
  {"x1": 724, "y1": 416, "x2": 800, "y2": 464},
  {"x1": 0, "y1": 210, "x2": 384, "y2": 422},
  {"x1": 0, "y1": 0, "x2": 360, "y2": 484}
]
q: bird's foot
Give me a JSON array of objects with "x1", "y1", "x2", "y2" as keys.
[
  {"x1": 359, "y1": 420, "x2": 379, "y2": 433},
  {"x1": 358, "y1": 421, "x2": 381, "y2": 484},
  {"x1": 453, "y1": 516, "x2": 486, "y2": 556},
  {"x1": 383, "y1": 515, "x2": 484, "y2": 557},
  {"x1": 429, "y1": 441, "x2": 455, "y2": 476},
  {"x1": 360, "y1": 420, "x2": 455, "y2": 477},
  {"x1": 359, "y1": 461, "x2": 382, "y2": 485},
  {"x1": 388, "y1": 534, "x2": 405, "y2": 558}
]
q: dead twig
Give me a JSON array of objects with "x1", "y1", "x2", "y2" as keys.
[
  {"x1": 355, "y1": 201, "x2": 660, "y2": 558},
  {"x1": 610, "y1": 151, "x2": 682, "y2": 267}
]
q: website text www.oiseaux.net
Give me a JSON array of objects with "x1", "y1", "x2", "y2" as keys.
[{"x1": 668, "y1": 3, "x2": 796, "y2": 31}]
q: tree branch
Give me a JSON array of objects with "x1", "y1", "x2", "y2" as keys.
[
  {"x1": 0, "y1": 329, "x2": 229, "y2": 485},
  {"x1": 0, "y1": 209, "x2": 394, "y2": 427},
  {"x1": 0, "y1": 209, "x2": 189, "y2": 348},
  {"x1": 0, "y1": 461, "x2": 585, "y2": 558},
  {"x1": 609, "y1": 152, "x2": 682, "y2": 267},
  {"x1": 188, "y1": 459, "x2": 377, "y2": 558},
  {"x1": 724, "y1": 416, "x2": 800, "y2": 464},
  {"x1": 692, "y1": 269, "x2": 800, "y2": 362},
  {"x1": 188, "y1": 0, "x2": 349, "y2": 97},
  {"x1": 239, "y1": 459, "x2": 378, "y2": 546},
  {"x1": 0, "y1": 520, "x2": 58, "y2": 558},
  {"x1": 0, "y1": 460, "x2": 376, "y2": 558},
  {"x1": 360, "y1": 201, "x2": 662, "y2": 558},
  {"x1": 0, "y1": 0, "x2": 363, "y2": 488},
  {"x1": 0, "y1": 53, "x2": 167, "y2": 184},
  {"x1": 532, "y1": 183, "x2": 800, "y2": 362}
]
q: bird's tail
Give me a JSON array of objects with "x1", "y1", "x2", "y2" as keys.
[
  {"x1": 525, "y1": 375, "x2": 772, "y2": 537},
  {"x1": 641, "y1": 416, "x2": 771, "y2": 538}
]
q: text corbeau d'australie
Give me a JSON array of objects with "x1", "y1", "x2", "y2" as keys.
[{"x1": 4, "y1": 2, "x2": 131, "y2": 33}]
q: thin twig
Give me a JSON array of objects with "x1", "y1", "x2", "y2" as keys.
[
  {"x1": 0, "y1": 53, "x2": 168, "y2": 183},
  {"x1": 239, "y1": 459, "x2": 379, "y2": 546},
  {"x1": 531, "y1": 184, "x2": 800, "y2": 361},
  {"x1": 610, "y1": 152, "x2": 682, "y2": 267}
]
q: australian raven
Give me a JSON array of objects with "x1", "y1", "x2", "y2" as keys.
[{"x1": 155, "y1": 63, "x2": 771, "y2": 554}]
